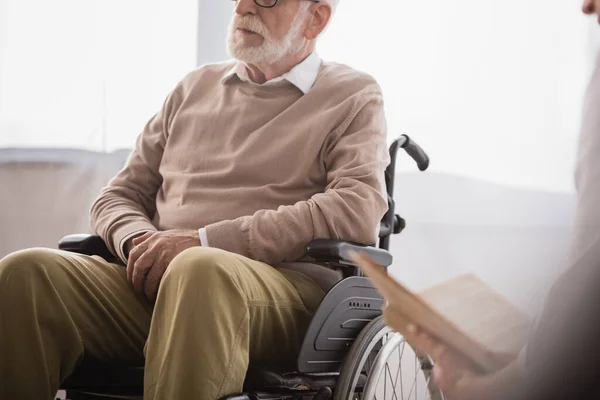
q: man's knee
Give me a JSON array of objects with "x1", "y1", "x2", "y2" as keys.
[
  {"x1": 0, "y1": 248, "x2": 62, "y2": 289},
  {"x1": 163, "y1": 247, "x2": 241, "y2": 291}
]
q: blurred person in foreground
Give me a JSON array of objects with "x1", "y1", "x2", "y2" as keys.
[
  {"x1": 0, "y1": 0, "x2": 390, "y2": 399},
  {"x1": 390, "y1": 1, "x2": 600, "y2": 399}
]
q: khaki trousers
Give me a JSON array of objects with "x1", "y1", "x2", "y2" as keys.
[{"x1": 0, "y1": 246, "x2": 325, "y2": 400}]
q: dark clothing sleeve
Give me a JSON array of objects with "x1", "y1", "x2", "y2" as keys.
[{"x1": 523, "y1": 234, "x2": 600, "y2": 399}]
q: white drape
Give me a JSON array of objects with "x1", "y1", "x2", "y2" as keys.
[
  {"x1": 318, "y1": 1, "x2": 595, "y2": 193},
  {"x1": 1, "y1": 1, "x2": 594, "y2": 192},
  {"x1": 0, "y1": 0, "x2": 197, "y2": 151}
]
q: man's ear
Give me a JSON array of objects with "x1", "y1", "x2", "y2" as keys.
[{"x1": 304, "y1": 2, "x2": 332, "y2": 40}]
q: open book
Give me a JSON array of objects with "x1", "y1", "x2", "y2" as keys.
[{"x1": 352, "y1": 252, "x2": 532, "y2": 374}]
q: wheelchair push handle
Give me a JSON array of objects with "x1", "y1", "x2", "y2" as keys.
[{"x1": 398, "y1": 134, "x2": 429, "y2": 171}]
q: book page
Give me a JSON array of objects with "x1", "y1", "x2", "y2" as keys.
[{"x1": 418, "y1": 274, "x2": 531, "y2": 356}]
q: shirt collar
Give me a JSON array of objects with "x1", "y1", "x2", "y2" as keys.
[{"x1": 222, "y1": 52, "x2": 322, "y2": 94}]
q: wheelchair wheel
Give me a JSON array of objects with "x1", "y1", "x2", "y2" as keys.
[{"x1": 334, "y1": 316, "x2": 444, "y2": 400}]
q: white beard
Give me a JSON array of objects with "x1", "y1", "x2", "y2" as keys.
[{"x1": 227, "y1": 5, "x2": 309, "y2": 65}]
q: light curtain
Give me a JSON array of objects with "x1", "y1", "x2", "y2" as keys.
[
  {"x1": 1, "y1": 0, "x2": 595, "y2": 192},
  {"x1": 318, "y1": 1, "x2": 595, "y2": 192},
  {"x1": 0, "y1": 0, "x2": 197, "y2": 151}
]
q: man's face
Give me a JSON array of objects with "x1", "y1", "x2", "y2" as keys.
[
  {"x1": 227, "y1": 0, "x2": 310, "y2": 65},
  {"x1": 227, "y1": 0, "x2": 311, "y2": 64},
  {"x1": 583, "y1": 0, "x2": 600, "y2": 23}
]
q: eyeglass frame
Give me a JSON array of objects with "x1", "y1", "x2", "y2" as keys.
[{"x1": 233, "y1": 0, "x2": 321, "y2": 9}]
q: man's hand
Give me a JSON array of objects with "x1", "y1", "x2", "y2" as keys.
[
  {"x1": 126, "y1": 229, "x2": 200, "y2": 301},
  {"x1": 402, "y1": 323, "x2": 520, "y2": 400}
]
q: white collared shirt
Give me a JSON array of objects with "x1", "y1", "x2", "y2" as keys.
[{"x1": 221, "y1": 51, "x2": 322, "y2": 95}]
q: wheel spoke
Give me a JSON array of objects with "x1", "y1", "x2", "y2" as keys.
[
  {"x1": 393, "y1": 342, "x2": 404, "y2": 388},
  {"x1": 385, "y1": 362, "x2": 400, "y2": 400},
  {"x1": 399, "y1": 339, "x2": 406, "y2": 360},
  {"x1": 390, "y1": 347, "x2": 402, "y2": 399},
  {"x1": 406, "y1": 352, "x2": 419, "y2": 400},
  {"x1": 399, "y1": 341, "x2": 406, "y2": 400},
  {"x1": 384, "y1": 361, "x2": 387, "y2": 400},
  {"x1": 415, "y1": 353, "x2": 418, "y2": 400}
]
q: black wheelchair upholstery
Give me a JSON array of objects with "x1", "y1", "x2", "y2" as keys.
[{"x1": 58, "y1": 135, "x2": 429, "y2": 400}]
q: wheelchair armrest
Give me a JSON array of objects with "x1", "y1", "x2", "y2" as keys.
[
  {"x1": 58, "y1": 234, "x2": 118, "y2": 262},
  {"x1": 306, "y1": 239, "x2": 392, "y2": 268}
]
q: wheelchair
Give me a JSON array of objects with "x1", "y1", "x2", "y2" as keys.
[{"x1": 57, "y1": 135, "x2": 442, "y2": 400}]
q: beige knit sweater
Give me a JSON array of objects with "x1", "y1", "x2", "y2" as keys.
[{"x1": 90, "y1": 60, "x2": 389, "y2": 276}]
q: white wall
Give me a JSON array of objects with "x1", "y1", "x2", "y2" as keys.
[
  {"x1": 388, "y1": 172, "x2": 576, "y2": 317},
  {"x1": 318, "y1": 1, "x2": 592, "y2": 193},
  {"x1": 197, "y1": 0, "x2": 232, "y2": 65},
  {"x1": 0, "y1": 0, "x2": 197, "y2": 150}
]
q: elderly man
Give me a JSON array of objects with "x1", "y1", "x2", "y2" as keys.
[
  {"x1": 0, "y1": 0, "x2": 389, "y2": 399},
  {"x1": 399, "y1": 1, "x2": 600, "y2": 399}
]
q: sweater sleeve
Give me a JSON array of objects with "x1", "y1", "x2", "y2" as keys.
[
  {"x1": 203, "y1": 92, "x2": 390, "y2": 264},
  {"x1": 89, "y1": 86, "x2": 180, "y2": 263}
]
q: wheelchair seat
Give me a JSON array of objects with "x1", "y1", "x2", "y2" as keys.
[{"x1": 62, "y1": 362, "x2": 144, "y2": 397}]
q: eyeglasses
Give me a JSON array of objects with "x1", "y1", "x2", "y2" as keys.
[{"x1": 232, "y1": 0, "x2": 320, "y2": 9}]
